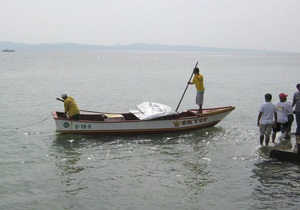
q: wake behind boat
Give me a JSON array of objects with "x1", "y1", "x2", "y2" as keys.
[{"x1": 52, "y1": 102, "x2": 235, "y2": 135}]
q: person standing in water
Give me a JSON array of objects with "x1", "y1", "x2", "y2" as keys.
[
  {"x1": 272, "y1": 93, "x2": 294, "y2": 141},
  {"x1": 257, "y1": 93, "x2": 278, "y2": 146},
  {"x1": 292, "y1": 83, "x2": 300, "y2": 136}
]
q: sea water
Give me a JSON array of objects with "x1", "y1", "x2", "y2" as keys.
[{"x1": 1, "y1": 50, "x2": 300, "y2": 209}]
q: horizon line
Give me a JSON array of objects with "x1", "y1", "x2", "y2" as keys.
[{"x1": 0, "y1": 41, "x2": 298, "y2": 54}]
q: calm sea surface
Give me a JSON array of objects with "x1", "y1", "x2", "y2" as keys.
[{"x1": 1, "y1": 50, "x2": 300, "y2": 209}]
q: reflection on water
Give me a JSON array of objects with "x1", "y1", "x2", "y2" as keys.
[
  {"x1": 251, "y1": 159, "x2": 300, "y2": 209},
  {"x1": 50, "y1": 128, "x2": 225, "y2": 208},
  {"x1": 250, "y1": 134, "x2": 300, "y2": 209},
  {"x1": 47, "y1": 126, "x2": 262, "y2": 209},
  {"x1": 51, "y1": 137, "x2": 87, "y2": 199}
]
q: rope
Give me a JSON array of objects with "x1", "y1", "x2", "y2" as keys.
[{"x1": 15, "y1": 114, "x2": 52, "y2": 129}]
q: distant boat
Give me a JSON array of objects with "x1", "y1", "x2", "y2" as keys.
[{"x1": 2, "y1": 49, "x2": 15, "y2": 52}]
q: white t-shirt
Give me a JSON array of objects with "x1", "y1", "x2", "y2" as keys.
[
  {"x1": 259, "y1": 102, "x2": 278, "y2": 124},
  {"x1": 276, "y1": 101, "x2": 294, "y2": 123},
  {"x1": 286, "y1": 100, "x2": 294, "y2": 115}
]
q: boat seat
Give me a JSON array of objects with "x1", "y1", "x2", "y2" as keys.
[{"x1": 104, "y1": 114, "x2": 125, "y2": 121}]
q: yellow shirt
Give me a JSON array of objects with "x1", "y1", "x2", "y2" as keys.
[
  {"x1": 191, "y1": 73, "x2": 205, "y2": 92},
  {"x1": 64, "y1": 96, "x2": 80, "y2": 116}
]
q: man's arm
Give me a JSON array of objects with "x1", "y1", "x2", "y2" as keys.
[
  {"x1": 274, "y1": 112, "x2": 277, "y2": 127},
  {"x1": 56, "y1": 98, "x2": 64, "y2": 102},
  {"x1": 257, "y1": 112, "x2": 262, "y2": 127},
  {"x1": 292, "y1": 100, "x2": 296, "y2": 107},
  {"x1": 292, "y1": 94, "x2": 298, "y2": 107}
]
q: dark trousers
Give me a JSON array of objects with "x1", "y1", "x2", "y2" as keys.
[
  {"x1": 70, "y1": 114, "x2": 80, "y2": 120},
  {"x1": 295, "y1": 112, "x2": 300, "y2": 135}
]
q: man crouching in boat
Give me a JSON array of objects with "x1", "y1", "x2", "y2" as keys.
[{"x1": 56, "y1": 94, "x2": 80, "y2": 120}]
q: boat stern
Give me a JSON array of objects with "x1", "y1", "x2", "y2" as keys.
[{"x1": 52, "y1": 111, "x2": 74, "y2": 133}]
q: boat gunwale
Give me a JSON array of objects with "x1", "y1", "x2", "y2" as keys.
[{"x1": 52, "y1": 106, "x2": 235, "y2": 123}]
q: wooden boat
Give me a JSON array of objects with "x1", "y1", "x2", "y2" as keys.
[{"x1": 52, "y1": 102, "x2": 235, "y2": 135}]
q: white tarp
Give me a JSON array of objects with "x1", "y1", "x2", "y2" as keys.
[{"x1": 129, "y1": 102, "x2": 178, "y2": 120}]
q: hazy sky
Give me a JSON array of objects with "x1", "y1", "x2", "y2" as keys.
[{"x1": 1, "y1": 0, "x2": 300, "y2": 52}]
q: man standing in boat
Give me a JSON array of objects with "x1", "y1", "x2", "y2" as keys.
[
  {"x1": 257, "y1": 93, "x2": 278, "y2": 146},
  {"x1": 188, "y1": 67, "x2": 205, "y2": 113},
  {"x1": 56, "y1": 94, "x2": 80, "y2": 120}
]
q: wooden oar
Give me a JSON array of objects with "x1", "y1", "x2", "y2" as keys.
[{"x1": 175, "y1": 61, "x2": 198, "y2": 112}]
